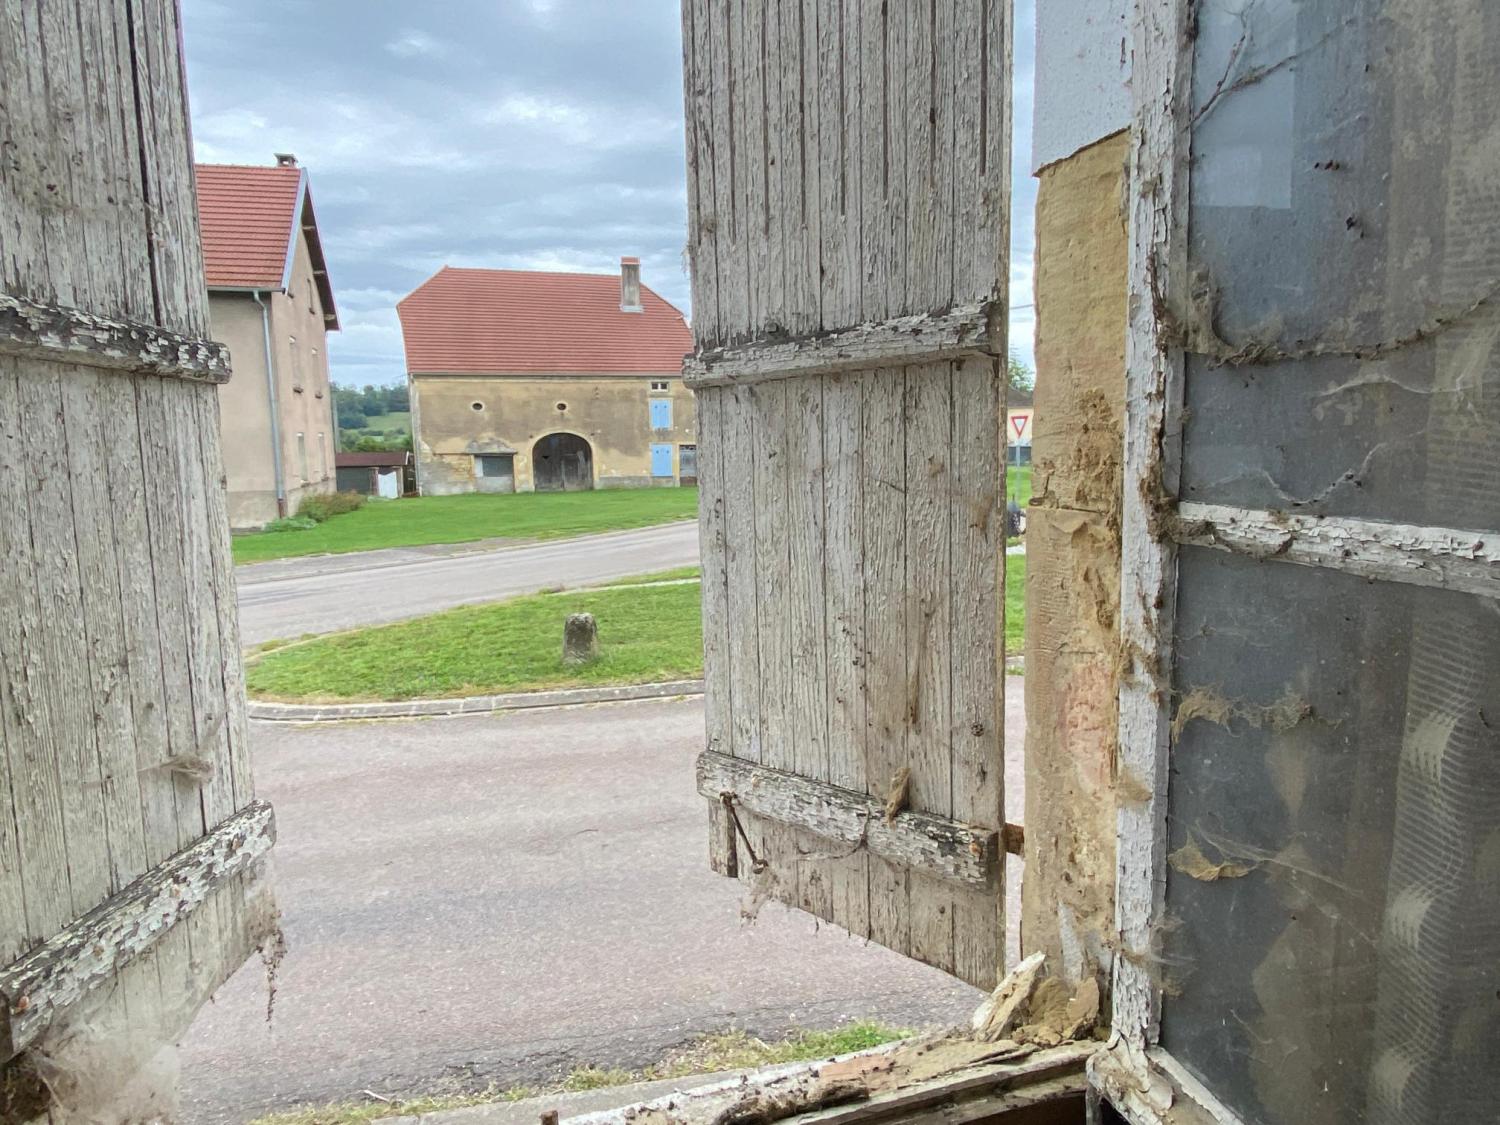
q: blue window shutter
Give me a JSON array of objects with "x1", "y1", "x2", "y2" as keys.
[
  {"x1": 650, "y1": 398, "x2": 672, "y2": 429},
  {"x1": 650, "y1": 443, "x2": 674, "y2": 477}
]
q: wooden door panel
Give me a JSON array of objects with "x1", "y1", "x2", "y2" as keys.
[{"x1": 684, "y1": 0, "x2": 1010, "y2": 987}]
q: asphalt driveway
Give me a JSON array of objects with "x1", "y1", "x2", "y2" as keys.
[
  {"x1": 179, "y1": 688, "x2": 1025, "y2": 1123},
  {"x1": 234, "y1": 522, "x2": 701, "y2": 647}
]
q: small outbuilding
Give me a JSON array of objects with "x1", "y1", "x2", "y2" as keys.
[{"x1": 335, "y1": 450, "x2": 411, "y2": 499}]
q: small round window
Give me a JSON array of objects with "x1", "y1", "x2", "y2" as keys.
[
  {"x1": 471, "y1": 401, "x2": 484, "y2": 412},
  {"x1": 556, "y1": 402, "x2": 567, "y2": 412}
]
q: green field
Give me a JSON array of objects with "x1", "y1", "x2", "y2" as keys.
[
  {"x1": 232, "y1": 488, "x2": 699, "y2": 564},
  {"x1": 1005, "y1": 551, "x2": 1026, "y2": 656},
  {"x1": 341, "y1": 409, "x2": 409, "y2": 438},
  {"x1": 1007, "y1": 464, "x2": 1032, "y2": 508},
  {"x1": 247, "y1": 579, "x2": 705, "y2": 702},
  {"x1": 248, "y1": 548, "x2": 1025, "y2": 702}
]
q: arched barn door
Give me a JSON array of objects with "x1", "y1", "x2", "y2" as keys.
[{"x1": 533, "y1": 432, "x2": 593, "y2": 491}]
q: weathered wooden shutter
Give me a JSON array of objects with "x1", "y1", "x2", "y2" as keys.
[
  {"x1": 0, "y1": 0, "x2": 274, "y2": 1109},
  {"x1": 683, "y1": 0, "x2": 1011, "y2": 988},
  {"x1": 1099, "y1": 1, "x2": 1500, "y2": 1122}
]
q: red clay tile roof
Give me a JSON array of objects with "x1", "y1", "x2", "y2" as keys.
[
  {"x1": 398, "y1": 266, "x2": 692, "y2": 375},
  {"x1": 195, "y1": 163, "x2": 339, "y2": 328}
]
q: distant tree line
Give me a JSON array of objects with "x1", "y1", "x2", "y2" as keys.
[
  {"x1": 1008, "y1": 354, "x2": 1034, "y2": 394},
  {"x1": 335, "y1": 383, "x2": 411, "y2": 452},
  {"x1": 334, "y1": 382, "x2": 409, "y2": 431}
]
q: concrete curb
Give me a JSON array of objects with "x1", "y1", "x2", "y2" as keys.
[{"x1": 246, "y1": 679, "x2": 705, "y2": 723}]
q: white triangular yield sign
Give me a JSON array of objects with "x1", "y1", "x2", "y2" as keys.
[{"x1": 1010, "y1": 413, "x2": 1030, "y2": 438}]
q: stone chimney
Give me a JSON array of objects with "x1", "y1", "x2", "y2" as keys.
[
  {"x1": 274, "y1": 152, "x2": 298, "y2": 167},
  {"x1": 620, "y1": 256, "x2": 642, "y2": 312}
]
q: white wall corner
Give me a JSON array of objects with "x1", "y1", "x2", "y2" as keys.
[{"x1": 1032, "y1": 0, "x2": 1133, "y2": 175}]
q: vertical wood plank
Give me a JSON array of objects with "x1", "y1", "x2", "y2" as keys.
[
  {"x1": 903, "y1": 0, "x2": 936, "y2": 314},
  {"x1": 195, "y1": 383, "x2": 258, "y2": 975},
  {"x1": 27, "y1": 1, "x2": 87, "y2": 310},
  {"x1": 951, "y1": 356, "x2": 1004, "y2": 987},
  {"x1": 753, "y1": 383, "x2": 793, "y2": 775},
  {"x1": 762, "y1": 0, "x2": 787, "y2": 335},
  {"x1": 734, "y1": 0, "x2": 765, "y2": 341},
  {"x1": 816, "y1": 0, "x2": 860, "y2": 331},
  {"x1": 133, "y1": 375, "x2": 215, "y2": 1012},
  {"x1": 0, "y1": 676, "x2": 24, "y2": 966},
  {"x1": 966, "y1": 0, "x2": 1011, "y2": 304},
  {"x1": 683, "y1": 0, "x2": 721, "y2": 343},
  {"x1": 723, "y1": 384, "x2": 762, "y2": 763},
  {"x1": 194, "y1": 388, "x2": 252, "y2": 811},
  {"x1": 858, "y1": 0, "x2": 889, "y2": 324},
  {"x1": 931, "y1": 0, "x2": 957, "y2": 310},
  {"x1": 822, "y1": 372, "x2": 870, "y2": 935},
  {"x1": 165, "y1": 378, "x2": 236, "y2": 992},
  {"x1": 952, "y1": 0, "x2": 984, "y2": 307},
  {"x1": 882, "y1": 0, "x2": 909, "y2": 318},
  {"x1": 59, "y1": 369, "x2": 151, "y2": 895},
  {"x1": 787, "y1": 379, "x2": 833, "y2": 919},
  {"x1": 862, "y1": 368, "x2": 909, "y2": 954},
  {"x1": 98, "y1": 371, "x2": 190, "y2": 1017},
  {"x1": 131, "y1": 0, "x2": 209, "y2": 336},
  {"x1": 92, "y1": 0, "x2": 158, "y2": 324},
  {"x1": 904, "y1": 363, "x2": 955, "y2": 975},
  {"x1": 0, "y1": 2, "x2": 45, "y2": 302},
  {"x1": 19, "y1": 366, "x2": 113, "y2": 921},
  {"x1": 60, "y1": 366, "x2": 169, "y2": 1070},
  {"x1": 708, "y1": 0, "x2": 739, "y2": 348},
  {"x1": 697, "y1": 388, "x2": 736, "y2": 874},
  {"x1": 780, "y1": 0, "x2": 817, "y2": 336},
  {"x1": 0, "y1": 362, "x2": 73, "y2": 956}
]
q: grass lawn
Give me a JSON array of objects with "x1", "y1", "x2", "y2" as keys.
[
  {"x1": 600, "y1": 565, "x2": 702, "y2": 586},
  {"x1": 1005, "y1": 551, "x2": 1025, "y2": 657},
  {"x1": 248, "y1": 1022, "x2": 910, "y2": 1125},
  {"x1": 340, "y1": 410, "x2": 410, "y2": 442},
  {"x1": 251, "y1": 548, "x2": 1021, "y2": 700},
  {"x1": 1007, "y1": 464, "x2": 1032, "y2": 508},
  {"x1": 247, "y1": 579, "x2": 704, "y2": 702},
  {"x1": 232, "y1": 487, "x2": 699, "y2": 564}
]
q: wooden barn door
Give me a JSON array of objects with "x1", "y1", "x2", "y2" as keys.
[
  {"x1": 683, "y1": 0, "x2": 1011, "y2": 988},
  {"x1": 0, "y1": 1, "x2": 275, "y2": 1113}
]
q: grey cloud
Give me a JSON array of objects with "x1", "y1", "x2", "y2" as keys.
[{"x1": 183, "y1": 0, "x2": 1038, "y2": 386}]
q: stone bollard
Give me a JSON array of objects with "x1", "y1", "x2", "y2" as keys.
[{"x1": 563, "y1": 613, "x2": 598, "y2": 665}]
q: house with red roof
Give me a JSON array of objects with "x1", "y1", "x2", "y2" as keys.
[
  {"x1": 397, "y1": 259, "x2": 694, "y2": 494},
  {"x1": 196, "y1": 155, "x2": 340, "y2": 528}
]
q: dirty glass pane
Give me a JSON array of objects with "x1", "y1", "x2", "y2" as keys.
[
  {"x1": 1178, "y1": 0, "x2": 1500, "y2": 532},
  {"x1": 1159, "y1": 546, "x2": 1500, "y2": 1124}
]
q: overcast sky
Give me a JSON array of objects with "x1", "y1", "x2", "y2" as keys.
[{"x1": 182, "y1": 0, "x2": 1038, "y2": 389}]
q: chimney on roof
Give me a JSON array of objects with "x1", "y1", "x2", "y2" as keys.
[
  {"x1": 620, "y1": 256, "x2": 642, "y2": 313},
  {"x1": 274, "y1": 152, "x2": 298, "y2": 167}
]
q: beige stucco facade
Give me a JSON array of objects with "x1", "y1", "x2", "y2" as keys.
[
  {"x1": 410, "y1": 372, "x2": 697, "y2": 495},
  {"x1": 212, "y1": 230, "x2": 337, "y2": 529}
]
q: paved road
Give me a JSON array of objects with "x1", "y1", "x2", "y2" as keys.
[
  {"x1": 234, "y1": 522, "x2": 701, "y2": 646},
  {"x1": 180, "y1": 690, "x2": 1026, "y2": 1123}
]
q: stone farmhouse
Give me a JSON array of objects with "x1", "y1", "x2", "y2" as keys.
[
  {"x1": 398, "y1": 259, "x2": 694, "y2": 494},
  {"x1": 196, "y1": 156, "x2": 340, "y2": 529}
]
